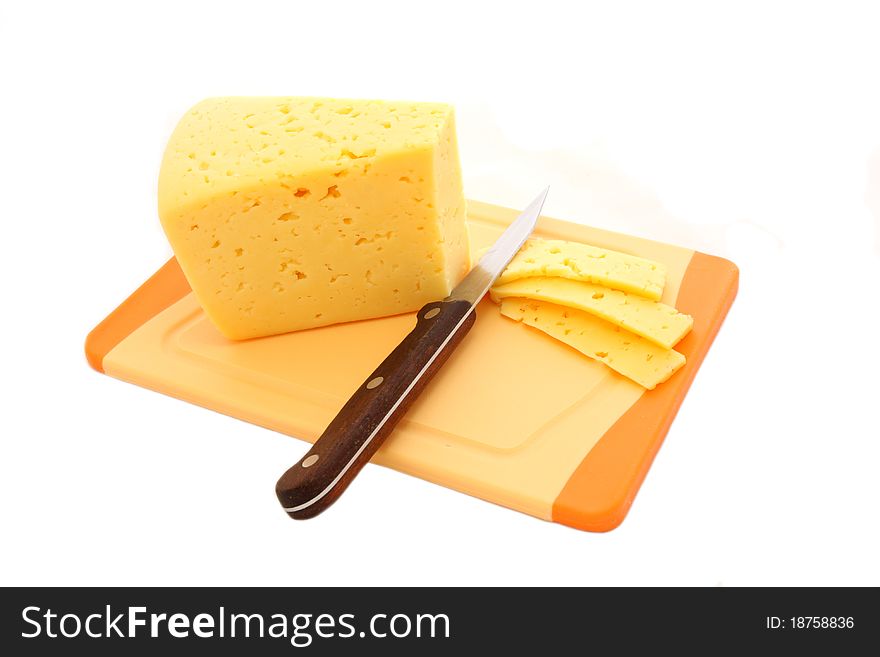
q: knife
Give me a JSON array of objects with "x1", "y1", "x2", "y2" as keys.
[{"x1": 276, "y1": 187, "x2": 549, "y2": 519}]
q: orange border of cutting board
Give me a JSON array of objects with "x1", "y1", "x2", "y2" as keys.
[
  {"x1": 551, "y1": 251, "x2": 738, "y2": 530},
  {"x1": 86, "y1": 213, "x2": 737, "y2": 532},
  {"x1": 85, "y1": 258, "x2": 191, "y2": 374}
]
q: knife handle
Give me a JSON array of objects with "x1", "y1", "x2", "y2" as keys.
[{"x1": 276, "y1": 298, "x2": 477, "y2": 519}]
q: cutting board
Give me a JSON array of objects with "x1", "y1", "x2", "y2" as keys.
[{"x1": 86, "y1": 200, "x2": 738, "y2": 531}]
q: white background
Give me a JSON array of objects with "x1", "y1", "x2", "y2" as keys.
[{"x1": 2, "y1": 0, "x2": 878, "y2": 586}]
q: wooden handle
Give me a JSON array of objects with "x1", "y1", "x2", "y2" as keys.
[{"x1": 275, "y1": 299, "x2": 477, "y2": 519}]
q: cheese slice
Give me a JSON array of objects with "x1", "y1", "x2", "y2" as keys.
[
  {"x1": 495, "y1": 238, "x2": 667, "y2": 300},
  {"x1": 499, "y1": 298, "x2": 685, "y2": 390},
  {"x1": 490, "y1": 277, "x2": 693, "y2": 349},
  {"x1": 158, "y1": 97, "x2": 469, "y2": 340}
]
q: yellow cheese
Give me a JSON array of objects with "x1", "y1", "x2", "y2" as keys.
[
  {"x1": 158, "y1": 97, "x2": 469, "y2": 340},
  {"x1": 499, "y1": 298, "x2": 685, "y2": 390},
  {"x1": 495, "y1": 238, "x2": 667, "y2": 300},
  {"x1": 490, "y1": 277, "x2": 693, "y2": 349}
]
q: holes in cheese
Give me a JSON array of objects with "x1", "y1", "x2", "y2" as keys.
[
  {"x1": 499, "y1": 298, "x2": 685, "y2": 390},
  {"x1": 494, "y1": 238, "x2": 667, "y2": 301},
  {"x1": 158, "y1": 97, "x2": 470, "y2": 340},
  {"x1": 490, "y1": 277, "x2": 693, "y2": 349}
]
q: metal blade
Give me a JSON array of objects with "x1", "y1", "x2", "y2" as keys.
[{"x1": 447, "y1": 187, "x2": 549, "y2": 305}]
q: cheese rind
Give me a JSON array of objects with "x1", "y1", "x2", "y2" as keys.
[
  {"x1": 490, "y1": 277, "x2": 692, "y2": 349},
  {"x1": 158, "y1": 97, "x2": 469, "y2": 340},
  {"x1": 495, "y1": 238, "x2": 667, "y2": 300},
  {"x1": 499, "y1": 298, "x2": 685, "y2": 389}
]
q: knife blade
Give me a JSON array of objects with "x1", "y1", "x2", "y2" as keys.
[{"x1": 276, "y1": 187, "x2": 549, "y2": 519}]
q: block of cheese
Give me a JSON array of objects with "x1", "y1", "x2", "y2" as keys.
[
  {"x1": 499, "y1": 298, "x2": 685, "y2": 389},
  {"x1": 494, "y1": 238, "x2": 667, "y2": 300},
  {"x1": 490, "y1": 277, "x2": 693, "y2": 349},
  {"x1": 158, "y1": 97, "x2": 470, "y2": 340}
]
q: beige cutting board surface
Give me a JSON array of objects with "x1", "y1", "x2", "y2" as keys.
[{"x1": 88, "y1": 200, "x2": 738, "y2": 531}]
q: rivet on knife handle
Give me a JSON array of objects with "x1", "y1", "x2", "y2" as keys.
[{"x1": 275, "y1": 299, "x2": 477, "y2": 519}]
